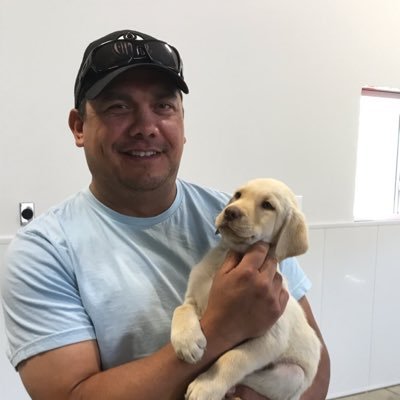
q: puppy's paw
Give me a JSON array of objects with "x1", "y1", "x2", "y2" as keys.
[
  {"x1": 185, "y1": 380, "x2": 217, "y2": 400},
  {"x1": 171, "y1": 327, "x2": 207, "y2": 364},
  {"x1": 185, "y1": 374, "x2": 227, "y2": 400},
  {"x1": 171, "y1": 304, "x2": 207, "y2": 363}
]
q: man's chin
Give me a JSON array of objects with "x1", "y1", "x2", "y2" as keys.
[{"x1": 121, "y1": 173, "x2": 176, "y2": 193}]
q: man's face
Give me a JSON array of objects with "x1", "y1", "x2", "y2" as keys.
[{"x1": 72, "y1": 69, "x2": 186, "y2": 199}]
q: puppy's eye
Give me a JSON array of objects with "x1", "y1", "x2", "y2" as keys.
[
  {"x1": 234, "y1": 191, "x2": 241, "y2": 199},
  {"x1": 261, "y1": 201, "x2": 275, "y2": 210}
]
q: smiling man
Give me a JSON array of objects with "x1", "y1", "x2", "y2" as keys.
[
  {"x1": 70, "y1": 69, "x2": 186, "y2": 216},
  {"x1": 1, "y1": 29, "x2": 330, "y2": 400}
]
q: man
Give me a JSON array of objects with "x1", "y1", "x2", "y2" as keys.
[{"x1": 1, "y1": 29, "x2": 330, "y2": 399}]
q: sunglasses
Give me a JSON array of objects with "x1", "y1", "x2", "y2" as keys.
[{"x1": 82, "y1": 39, "x2": 183, "y2": 76}]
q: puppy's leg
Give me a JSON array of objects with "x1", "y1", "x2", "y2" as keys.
[
  {"x1": 171, "y1": 302, "x2": 206, "y2": 364},
  {"x1": 186, "y1": 323, "x2": 290, "y2": 400},
  {"x1": 240, "y1": 363, "x2": 305, "y2": 400},
  {"x1": 171, "y1": 247, "x2": 223, "y2": 364}
]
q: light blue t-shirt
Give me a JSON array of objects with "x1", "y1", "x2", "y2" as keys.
[{"x1": 1, "y1": 179, "x2": 311, "y2": 369}]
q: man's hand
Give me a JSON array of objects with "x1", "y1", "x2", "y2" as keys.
[
  {"x1": 226, "y1": 385, "x2": 269, "y2": 399},
  {"x1": 200, "y1": 242, "x2": 289, "y2": 350}
]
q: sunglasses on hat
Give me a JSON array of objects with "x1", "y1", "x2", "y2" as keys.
[
  {"x1": 82, "y1": 39, "x2": 182, "y2": 75},
  {"x1": 74, "y1": 31, "x2": 189, "y2": 109}
]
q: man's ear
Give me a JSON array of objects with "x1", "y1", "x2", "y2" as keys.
[{"x1": 68, "y1": 109, "x2": 84, "y2": 148}]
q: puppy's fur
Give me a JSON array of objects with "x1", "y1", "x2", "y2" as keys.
[{"x1": 171, "y1": 178, "x2": 321, "y2": 400}]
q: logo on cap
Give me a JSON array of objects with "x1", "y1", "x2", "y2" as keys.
[{"x1": 113, "y1": 32, "x2": 146, "y2": 58}]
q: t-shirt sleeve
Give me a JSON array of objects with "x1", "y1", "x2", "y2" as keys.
[
  {"x1": 1, "y1": 227, "x2": 96, "y2": 368},
  {"x1": 279, "y1": 257, "x2": 312, "y2": 301}
]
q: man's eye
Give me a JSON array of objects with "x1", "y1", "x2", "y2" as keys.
[
  {"x1": 157, "y1": 102, "x2": 177, "y2": 112},
  {"x1": 158, "y1": 103, "x2": 171, "y2": 109},
  {"x1": 109, "y1": 103, "x2": 129, "y2": 110},
  {"x1": 103, "y1": 103, "x2": 130, "y2": 114}
]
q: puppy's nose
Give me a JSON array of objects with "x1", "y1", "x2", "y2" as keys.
[{"x1": 224, "y1": 206, "x2": 242, "y2": 221}]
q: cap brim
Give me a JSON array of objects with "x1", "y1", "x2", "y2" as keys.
[{"x1": 85, "y1": 64, "x2": 189, "y2": 100}]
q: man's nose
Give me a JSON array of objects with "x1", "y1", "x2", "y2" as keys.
[{"x1": 128, "y1": 107, "x2": 158, "y2": 138}]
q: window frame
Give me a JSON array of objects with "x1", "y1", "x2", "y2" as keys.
[{"x1": 354, "y1": 87, "x2": 400, "y2": 220}]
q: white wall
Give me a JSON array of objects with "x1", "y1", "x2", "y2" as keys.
[
  {"x1": 300, "y1": 221, "x2": 400, "y2": 398},
  {"x1": 1, "y1": 0, "x2": 400, "y2": 398},
  {"x1": 1, "y1": 0, "x2": 400, "y2": 235}
]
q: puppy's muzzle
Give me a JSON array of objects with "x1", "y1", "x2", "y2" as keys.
[
  {"x1": 215, "y1": 206, "x2": 243, "y2": 235},
  {"x1": 223, "y1": 206, "x2": 243, "y2": 221}
]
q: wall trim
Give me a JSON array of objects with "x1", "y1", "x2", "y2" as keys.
[{"x1": 309, "y1": 219, "x2": 400, "y2": 230}]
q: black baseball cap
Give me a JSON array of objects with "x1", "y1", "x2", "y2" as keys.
[{"x1": 74, "y1": 29, "x2": 189, "y2": 109}]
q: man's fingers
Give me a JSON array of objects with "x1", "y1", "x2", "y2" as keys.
[
  {"x1": 258, "y1": 256, "x2": 278, "y2": 274},
  {"x1": 279, "y1": 286, "x2": 290, "y2": 309},
  {"x1": 222, "y1": 242, "x2": 277, "y2": 277},
  {"x1": 230, "y1": 384, "x2": 269, "y2": 399},
  {"x1": 239, "y1": 242, "x2": 270, "y2": 270},
  {"x1": 220, "y1": 251, "x2": 242, "y2": 273}
]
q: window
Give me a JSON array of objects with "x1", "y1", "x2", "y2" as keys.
[{"x1": 353, "y1": 87, "x2": 400, "y2": 220}]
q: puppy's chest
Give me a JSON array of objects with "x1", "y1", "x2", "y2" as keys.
[
  {"x1": 190, "y1": 264, "x2": 217, "y2": 316},
  {"x1": 189, "y1": 246, "x2": 227, "y2": 316}
]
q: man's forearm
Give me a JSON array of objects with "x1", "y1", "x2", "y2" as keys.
[
  {"x1": 295, "y1": 296, "x2": 330, "y2": 400},
  {"x1": 71, "y1": 344, "x2": 198, "y2": 400},
  {"x1": 71, "y1": 322, "x2": 232, "y2": 400}
]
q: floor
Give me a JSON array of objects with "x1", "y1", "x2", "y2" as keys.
[{"x1": 336, "y1": 385, "x2": 400, "y2": 400}]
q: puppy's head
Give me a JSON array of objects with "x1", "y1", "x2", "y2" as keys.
[{"x1": 215, "y1": 178, "x2": 308, "y2": 260}]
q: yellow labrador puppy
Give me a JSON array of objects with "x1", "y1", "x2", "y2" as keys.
[{"x1": 171, "y1": 178, "x2": 321, "y2": 400}]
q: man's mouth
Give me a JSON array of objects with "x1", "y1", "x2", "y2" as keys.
[{"x1": 122, "y1": 150, "x2": 161, "y2": 158}]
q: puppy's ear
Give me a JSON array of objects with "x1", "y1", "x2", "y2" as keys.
[{"x1": 275, "y1": 208, "x2": 308, "y2": 261}]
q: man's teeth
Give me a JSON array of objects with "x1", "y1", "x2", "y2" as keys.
[{"x1": 128, "y1": 151, "x2": 158, "y2": 157}]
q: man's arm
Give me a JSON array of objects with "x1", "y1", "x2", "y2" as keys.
[
  {"x1": 299, "y1": 296, "x2": 330, "y2": 400},
  {"x1": 18, "y1": 335, "x2": 229, "y2": 400},
  {"x1": 18, "y1": 243, "x2": 288, "y2": 400}
]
